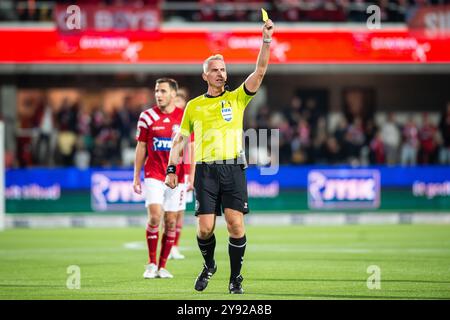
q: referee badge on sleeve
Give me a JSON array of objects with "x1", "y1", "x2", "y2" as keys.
[{"x1": 221, "y1": 100, "x2": 233, "y2": 122}]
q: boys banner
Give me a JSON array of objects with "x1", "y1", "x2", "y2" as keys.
[{"x1": 54, "y1": 5, "x2": 161, "y2": 33}]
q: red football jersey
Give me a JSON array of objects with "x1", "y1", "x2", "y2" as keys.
[{"x1": 136, "y1": 106, "x2": 185, "y2": 183}]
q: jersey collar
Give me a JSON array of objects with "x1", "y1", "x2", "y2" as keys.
[
  {"x1": 204, "y1": 90, "x2": 227, "y2": 98},
  {"x1": 204, "y1": 83, "x2": 230, "y2": 98}
]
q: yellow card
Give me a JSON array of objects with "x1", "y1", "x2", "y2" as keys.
[{"x1": 261, "y1": 8, "x2": 268, "y2": 22}]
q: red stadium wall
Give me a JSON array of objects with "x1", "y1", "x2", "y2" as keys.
[{"x1": 0, "y1": 27, "x2": 449, "y2": 64}]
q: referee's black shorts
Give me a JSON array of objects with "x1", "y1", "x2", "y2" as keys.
[{"x1": 194, "y1": 160, "x2": 249, "y2": 216}]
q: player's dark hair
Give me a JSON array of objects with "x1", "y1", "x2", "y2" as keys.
[{"x1": 156, "y1": 78, "x2": 178, "y2": 92}]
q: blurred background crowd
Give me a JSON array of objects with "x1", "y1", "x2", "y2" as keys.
[
  {"x1": 250, "y1": 95, "x2": 450, "y2": 166},
  {"x1": 1, "y1": 0, "x2": 449, "y2": 24},
  {"x1": 14, "y1": 86, "x2": 450, "y2": 168},
  {"x1": 3, "y1": 0, "x2": 450, "y2": 168}
]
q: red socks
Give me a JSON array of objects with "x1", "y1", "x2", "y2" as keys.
[
  {"x1": 174, "y1": 224, "x2": 182, "y2": 247},
  {"x1": 158, "y1": 230, "x2": 176, "y2": 269},
  {"x1": 146, "y1": 224, "x2": 176, "y2": 269},
  {"x1": 146, "y1": 224, "x2": 159, "y2": 264}
]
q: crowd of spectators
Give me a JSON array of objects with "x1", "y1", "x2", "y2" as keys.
[
  {"x1": 15, "y1": 88, "x2": 450, "y2": 168},
  {"x1": 180, "y1": 0, "x2": 445, "y2": 23},
  {"x1": 17, "y1": 95, "x2": 142, "y2": 168},
  {"x1": 250, "y1": 95, "x2": 450, "y2": 166},
  {"x1": 16, "y1": 89, "x2": 191, "y2": 168},
  {"x1": 2, "y1": 0, "x2": 449, "y2": 24}
]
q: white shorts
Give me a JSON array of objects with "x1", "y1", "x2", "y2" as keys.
[
  {"x1": 186, "y1": 190, "x2": 194, "y2": 203},
  {"x1": 144, "y1": 178, "x2": 186, "y2": 212},
  {"x1": 184, "y1": 174, "x2": 194, "y2": 204}
]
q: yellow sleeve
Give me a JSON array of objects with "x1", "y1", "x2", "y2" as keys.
[
  {"x1": 180, "y1": 102, "x2": 193, "y2": 137},
  {"x1": 235, "y1": 83, "x2": 256, "y2": 111}
]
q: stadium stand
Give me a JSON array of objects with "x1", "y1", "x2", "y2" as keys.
[{"x1": 2, "y1": 0, "x2": 450, "y2": 23}]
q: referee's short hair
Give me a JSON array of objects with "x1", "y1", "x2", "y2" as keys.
[
  {"x1": 203, "y1": 54, "x2": 225, "y2": 73},
  {"x1": 156, "y1": 78, "x2": 178, "y2": 92}
]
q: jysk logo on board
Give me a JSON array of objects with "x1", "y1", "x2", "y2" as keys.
[
  {"x1": 308, "y1": 169, "x2": 380, "y2": 209},
  {"x1": 153, "y1": 137, "x2": 172, "y2": 151},
  {"x1": 91, "y1": 171, "x2": 144, "y2": 211},
  {"x1": 221, "y1": 100, "x2": 232, "y2": 122}
]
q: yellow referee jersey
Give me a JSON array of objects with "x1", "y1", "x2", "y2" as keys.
[{"x1": 180, "y1": 83, "x2": 256, "y2": 162}]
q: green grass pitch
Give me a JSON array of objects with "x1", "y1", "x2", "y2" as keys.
[{"x1": 1, "y1": 224, "x2": 450, "y2": 300}]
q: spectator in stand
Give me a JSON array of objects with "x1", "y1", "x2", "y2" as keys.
[
  {"x1": 282, "y1": 95, "x2": 303, "y2": 127},
  {"x1": 418, "y1": 112, "x2": 438, "y2": 164},
  {"x1": 396, "y1": 0, "x2": 409, "y2": 22},
  {"x1": 380, "y1": 112, "x2": 401, "y2": 165},
  {"x1": 291, "y1": 117, "x2": 312, "y2": 164},
  {"x1": 55, "y1": 98, "x2": 79, "y2": 167},
  {"x1": 114, "y1": 96, "x2": 134, "y2": 148},
  {"x1": 348, "y1": 0, "x2": 368, "y2": 22},
  {"x1": 276, "y1": 0, "x2": 302, "y2": 22},
  {"x1": 364, "y1": 118, "x2": 377, "y2": 147},
  {"x1": 196, "y1": 0, "x2": 216, "y2": 22},
  {"x1": 311, "y1": 117, "x2": 328, "y2": 163},
  {"x1": 405, "y1": 0, "x2": 431, "y2": 22},
  {"x1": 90, "y1": 106, "x2": 105, "y2": 166},
  {"x1": 344, "y1": 117, "x2": 366, "y2": 165},
  {"x1": 256, "y1": 105, "x2": 271, "y2": 131},
  {"x1": 216, "y1": 0, "x2": 235, "y2": 21},
  {"x1": 281, "y1": 119, "x2": 295, "y2": 164},
  {"x1": 378, "y1": 0, "x2": 402, "y2": 23},
  {"x1": 17, "y1": 97, "x2": 38, "y2": 167},
  {"x1": 233, "y1": 0, "x2": 251, "y2": 21},
  {"x1": 301, "y1": 97, "x2": 320, "y2": 134},
  {"x1": 369, "y1": 130, "x2": 385, "y2": 164},
  {"x1": 322, "y1": 136, "x2": 345, "y2": 164},
  {"x1": 323, "y1": 0, "x2": 347, "y2": 22},
  {"x1": 92, "y1": 111, "x2": 121, "y2": 167},
  {"x1": 400, "y1": 115, "x2": 419, "y2": 166},
  {"x1": 334, "y1": 115, "x2": 348, "y2": 144},
  {"x1": 439, "y1": 102, "x2": 450, "y2": 164},
  {"x1": 75, "y1": 104, "x2": 93, "y2": 168},
  {"x1": 270, "y1": 112, "x2": 293, "y2": 164},
  {"x1": 305, "y1": 0, "x2": 346, "y2": 22},
  {"x1": 34, "y1": 97, "x2": 55, "y2": 166}
]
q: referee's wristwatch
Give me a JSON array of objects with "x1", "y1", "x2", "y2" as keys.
[{"x1": 166, "y1": 165, "x2": 176, "y2": 175}]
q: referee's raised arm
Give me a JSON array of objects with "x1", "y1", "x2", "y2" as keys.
[{"x1": 244, "y1": 19, "x2": 274, "y2": 94}]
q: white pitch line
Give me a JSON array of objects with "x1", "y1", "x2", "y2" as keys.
[{"x1": 121, "y1": 243, "x2": 450, "y2": 254}]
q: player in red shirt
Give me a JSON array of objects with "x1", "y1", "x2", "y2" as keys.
[
  {"x1": 133, "y1": 78, "x2": 186, "y2": 279},
  {"x1": 169, "y1": 92, "x2": 195, "y2": 260}
]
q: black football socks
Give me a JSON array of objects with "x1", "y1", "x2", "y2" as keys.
[
  {"x1": 197, "y1": 234, "x2": 216, "y2": 268},
  {"x1": 228, "y1": 235, "x2": 247, "y2": 280}
]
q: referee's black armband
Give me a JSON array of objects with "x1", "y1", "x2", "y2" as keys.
[
  {"x1": 166, "y1": 165, "x2": 176, "y2": 175},
  {"x1": 243, "y1": 83, "x2": 257, "y2": 96}
]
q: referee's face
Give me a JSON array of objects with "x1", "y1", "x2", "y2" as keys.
[
  {"x1": 155, "y1": 82, "x2": 175, "y2": 109},
  {"x1": 203, "y1": 60, "x2": 227, "y2": 89}
]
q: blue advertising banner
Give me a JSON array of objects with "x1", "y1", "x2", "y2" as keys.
[
  {"x1": 5, "y1": 166, "x2": 450, "y2": 213},
  {"x1": 7, "y1": 166, "x2": 450, "y2": 190}
]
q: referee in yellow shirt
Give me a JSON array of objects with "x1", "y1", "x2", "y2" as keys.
[{"x1": 166, "y1": 18, "x2": 274, "y2": 294}]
